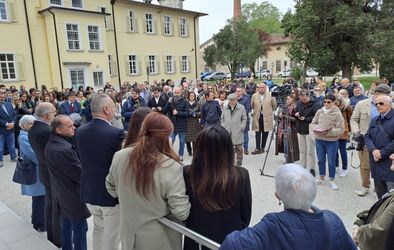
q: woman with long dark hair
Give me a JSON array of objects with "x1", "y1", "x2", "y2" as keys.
[
  {"x1": 124, "y1": 106, "x2": 152, "y2": 147},
  {"x1": 183, "y1": 125, "x2": 252, "y2": 249},
  {"x1": 106, "y1": 112, "x2": 190, "y2": 250}
]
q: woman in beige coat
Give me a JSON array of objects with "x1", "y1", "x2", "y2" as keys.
[{"x1": 106, "y1": 112, "x2": 191, "y2": 250}]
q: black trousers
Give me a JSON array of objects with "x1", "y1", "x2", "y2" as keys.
[
  {"x1": 186, "y1": 142, "x2": 195, "y2": 155},
  {"x1": 255, "y1": 115, "x2": 269, "y2": 150},
  {"x1": 32, "y1": 195, "x2": 45, "y2": 229},
  {"x1": 45, "y1": 186, "x2": 62, "y2": 247},
  {"x1": 374, "y1": 179, "x2": 394, "y2": 200}
]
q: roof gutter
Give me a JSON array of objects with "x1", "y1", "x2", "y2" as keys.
[
  {"x1": 48, "y1": 9, "x2": 64, "y2": 90},
  {"x1": 111, "y1": 0, "x2": 122, "y2": 90},
  {"x1": 193, "y1": 14, "x2": 199, "y2": 80},
  {"x1": 23, "y1": 0, "x2": 38, "y2": 88}
]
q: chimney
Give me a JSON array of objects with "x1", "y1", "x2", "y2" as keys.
[{"x1": 233, "y1": 0, "x2": 241, "y2": 20}]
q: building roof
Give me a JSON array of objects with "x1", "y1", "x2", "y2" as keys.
[
  {"x1": 115, "y1": 0, "x2": 208, "y2": 17},
  {"x1": 38, "y1": 6, "x2": 111, "y2": 16}
]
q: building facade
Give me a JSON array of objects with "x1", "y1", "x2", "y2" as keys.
[{"x1": 0, "y1": 0, "x2": 206, "y2": 90}]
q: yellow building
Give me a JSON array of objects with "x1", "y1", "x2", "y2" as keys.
[{"x1": 0, "y1": 0, "x2": 206, "y2": 90}]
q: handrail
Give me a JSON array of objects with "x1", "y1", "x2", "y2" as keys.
[{"x1": 158, "y1": 217, "x2": 221, "y2": 250}]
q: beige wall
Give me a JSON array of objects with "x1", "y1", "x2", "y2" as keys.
[
  {"x1": 0, "y1": 0, "x2": 202, "y2": 90},
  {"x1": 255, "y1": 43, "x2": 292, "y2": 76}
]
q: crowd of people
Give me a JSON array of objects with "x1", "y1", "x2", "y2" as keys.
[{"x1": 0, "y1": 74, "x2": 394, "y2": 250}]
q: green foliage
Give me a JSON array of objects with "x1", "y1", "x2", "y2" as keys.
[
  {"x1": 242, "y1": 2, "x2": 283, "y2": 34},
  {"x1": 291, "y1": 67, "x2": 301, "y2": 81},
  {"x1": 282, "y1": 0, "x2": 376, "y2": 80},
  {"x1": 202, "y1": 44, "x2": 217, "y2": 70}
]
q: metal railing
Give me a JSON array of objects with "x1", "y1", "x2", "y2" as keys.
[{"x1": 158, "y1": 217, "x2": 221, "y2": 250}]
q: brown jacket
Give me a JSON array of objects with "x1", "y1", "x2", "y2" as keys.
[
  {"x1": 310, "y1": 106, "x2": 344, "y2": 141},
  {"x1": 339, "y1": 105, "x2": 353, "y2": 140},
  {"x1": 251, "y1": 92, "x2": 277, "y2": 132}
]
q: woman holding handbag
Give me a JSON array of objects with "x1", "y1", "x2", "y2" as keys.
[{"x1": 18, "y1": 115, "x2": 46, "y2": 232}]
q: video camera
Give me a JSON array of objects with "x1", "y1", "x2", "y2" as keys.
[
  {"x1": 352, "y1": 133, "x2": 365, "y2": 151},
  {"x1": 271, "y1": 84, "x2": 293, "y2": 108}
]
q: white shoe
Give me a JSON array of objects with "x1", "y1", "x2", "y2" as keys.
[
  {"x1": 316, "y1": 179, "x2": 326, "y2": 185},
  {"x1": 355, "y1": 187, "x2": 369, "y2": 196},
  {"x1": 329, "y1": 181, "x2": 339, "y2": 190},
  {"x1": 336, "y1": 167, "x2": 339, "y2": 173},
  {"x1": 339, "y1": 170, "x2": 348, "y2": 177}
]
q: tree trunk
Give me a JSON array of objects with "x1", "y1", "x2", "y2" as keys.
[
  {"x1": 342, "y1": 63, "x2": 352, "y2": 79},
  {"x1": 301, "y1": 63, "x2": 308, "y2": 87}
]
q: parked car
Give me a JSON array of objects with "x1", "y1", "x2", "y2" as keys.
[
  {"x1": 200, "y1": 72, "x2": 212, "y2": 81},
  {"x1": 306, "y1": 68, "x2": 319, "y2": 77},
  {"x1": 204, "y1": 72, "x2": 226, "y2": 81},
  {"x1": 256, "y1": 69, "x2": 272, "y2": 79},
  {"x1": 226, "y1": 72, "x2": 231, "y2": 78},
  {"x1": 278, "y1": 69, "x2": 292, "y2": 78},
  {"x1": 236, "y1": 71, "x2": 252, "y2": 78}
]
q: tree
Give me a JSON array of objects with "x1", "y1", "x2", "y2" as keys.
[
  {"x1": 282, "y1": 0, "x2": 375, "y2": 82},
  {"x1": 202, "y1": 44, "x2": 217, "y2": 71},
  {"x1": 242, "y1": 2, "x2": 283, "y2": 34}
]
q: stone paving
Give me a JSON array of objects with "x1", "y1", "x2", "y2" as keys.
[{"x1": 0, "y1": 131, "x2": 376, "y2": 248}]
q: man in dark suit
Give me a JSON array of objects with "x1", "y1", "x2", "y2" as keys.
[
  {"x1": 59, "y1": 92, "x2": 82, "y2": 115},
  {"x1": 148, "y1": 86, "x2": 169, "y2": 114},
  {"x1": 45, "y1": 115, "x2": 91, "y2": 250},
  {"x1": 75, "y1": 94, "x2": 124, "y2": 250},
  {"x1": 28, "y1": 102, "x2": 61, "y2": 247},
  {"x1": 0, "y1": 88, "x2": 16, "y2": 167}
]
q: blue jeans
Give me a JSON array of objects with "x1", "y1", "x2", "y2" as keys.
[
  {"x1": 315, "y1": 139, "x2": 338, "y2": 179},
  {"x1": 0, "y1": 133, "x2": 16, "y2": 161},
  {"x1": 335, "y1": 139, "x2": 348, "y2": 170},
  {"x1": 61, "y1": 217, "x2": 88, "y2": 250},
  {"x1": 172, "y1": 131, "x2": 186, "y2": 157},
  {"x1": 243, "y1": 120, "x2": 249, "y2": 151}
]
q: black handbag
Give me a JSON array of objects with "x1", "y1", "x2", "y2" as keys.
[{"x1": 12, "y1": 157, "x2": 36, "y2": 185}]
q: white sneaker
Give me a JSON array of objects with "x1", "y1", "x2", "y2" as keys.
[
  {"x1": 329, "y1": 181, "x2": 339, "y2": 190},
  {"x1": 339, "y1": 170, "x2": 348, "y2": 177},
  {"x1": 355, "y1": 187, "x2": 369, "y2": 196},
  {"x1": 316, "y1": 179, "x2": 326, "y2": 185}
]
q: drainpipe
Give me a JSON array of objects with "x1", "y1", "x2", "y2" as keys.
[
  {"x1": 23, "y1": 0, "x2": 38, "y2": 88},
  {"x1": 111, "y1": 0, "x2": 122, "y2": 89},
  {"x1": 193, "y1": 14, "x2": 199, "y2": 80},
  {"x1": 48, "y1": 9, "x2": 64, "y2": 90}
]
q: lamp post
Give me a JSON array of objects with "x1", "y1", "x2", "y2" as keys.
[{"x1": 271, "y1": 62, "x2": 274, "y2": 77}]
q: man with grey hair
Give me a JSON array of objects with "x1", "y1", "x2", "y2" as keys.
[
  {"x1": 75, "y1": 94, "x2": 124, "y2": 250},
  {"x1": 220, "y1": 164, "x2": 356, "y2": 250},
  {"x1": 28, "y1": 102, "x2": 60, "y2": 247}
]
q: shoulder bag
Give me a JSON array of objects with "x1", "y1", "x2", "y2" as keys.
[{"x1": 12, "y1": 157, "x2": 36, "y2": 185}]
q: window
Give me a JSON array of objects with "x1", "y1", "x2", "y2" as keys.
[
  {"x1": 165, "y1": 55, "x2": 174, "y2": 73},
  {"x1": 128, "y1": 11, "x2": 137, "y2": 32},
  {"x1": 108, "y1": 55, "x2": 113, "y2": 75},
  {"x1": 163, "y1": 16, "x2": 171, "y2": 35},
  {"x1": 276, "y1": 60, "x2": 281, "y2": 72},
  {"x1": 145, "y1": 13, "x2": 153, "y2": 33},
  {"x1": 88, "y1": 25, "x2": 100, "y2": 50},
  {"x1": 262, "y1": 61, "x2": 267, "y2": 70},
  {"x1": 181, "y1": 55, "x2": 189, "y2": 73},
  {"x1": 72, "y1": 0, "x2": 82, "y2": 8},
  {"x1": 93, "y1": 72, "x2": 104, "y2": 87},
  {"x1": 148, "y1": 55, "x2": 157, "y2": 74},
  {"x1": 70, "y1": 69, "x2": 85, "y2": 89},
  {"x1": 0, "y1": 0, "x2": 7, "y2": 20},
  {"x1": 50, "y1": 0, "x2": 62, "y2": 5},
  {"x1": 0, "y1": 54, "x2": 16, "y2": 80},
  {"x1": 179, "y1": 18, "x2": 187, "y2": 36},
  {"x1": 128, "y1": 55, "x2": 138, "y2": 75},
  {"x1": 66, "y1": 24, "x2": 80, "y2": 50}
]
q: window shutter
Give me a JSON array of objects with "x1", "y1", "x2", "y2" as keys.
[
  {"x1": 16, "y1": 55, "x2": 25, "y2": 81},
  {"x1": 177, "y1": 20, "x2": 181, "y2": 36},
  {"x1": 124, "y1": 55, "x2": 130, "y2": 76},
  {"x1": 173, "y1": 60, "x2": 176, "y2": 73},
  {"x1": 186, "y1": 24, "x2": 190, "y2": 37},
  {"x1": 153, "y1": 19, "x2": 157, "y2": 34},
  {"x1": 156, "y1": 60, "x2": 160, "y2": 74},
  {"x1": 106, "y1": 16, "x2": 113, "y2": 31},
  {"x1": 133, "y1": 18, "x2": 138, "y2": 33},
  {"x1": 111, "y1": 56, "x2": 118, "y2": 76},
  {"x1": 125, "y1": 15, "x2": 131, "y2": 32},
  {"x1": 187, "y1": 58, "x2": 191, "y2": 73},
  {"x1": 0, "y1": 71, "x2": 3, "y2": 82},
  {"x1": 170, "y1": 22, "x2": 174, "y2": 36},
  {"x1": 161, "y1": 21, "x2": 165, "y2": 35},
  {"x1": 143, "y1": 17, "x2": 147, "y2": 33},
  {"x1": 8, "y1": 1, "x2": 17, "y2": 22}
]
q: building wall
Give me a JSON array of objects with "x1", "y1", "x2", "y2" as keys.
[
  {"x1": 255, "y1": 43, "x2": 292, "y2": 76},
  {"x1": 0, "y1": 0, "x2": 203, "y2": 90}
]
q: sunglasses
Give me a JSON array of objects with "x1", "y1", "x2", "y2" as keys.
[
  {"x1": 375, "y1": 102, "x2": 385, "y2": 106},
  {"x1": 324, "y1": 100, "x2": 332, "y2": 104}
]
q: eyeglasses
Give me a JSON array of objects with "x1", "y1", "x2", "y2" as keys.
[
  {"x1": 324, "y1": 101, "x2": 332, "y2": 104},
  {"x1": 375, "y1": 102, "x2": 385, "y2": 106}
]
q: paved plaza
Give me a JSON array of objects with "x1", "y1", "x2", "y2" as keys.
[{"x1": 0, "y1": 131, "x2": 376, "y2": 248}]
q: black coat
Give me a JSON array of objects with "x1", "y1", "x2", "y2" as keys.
[
  {"x1": 28, "y1": 120, "x2": 51, "y2": 187},
  {"x1": 148, "y1": 95, "x2": 169, "y2": 114},
  {"x1": 183, "y1": 166, "x2": 252, "y2": 250},
  {"x1": 169, "y1": 97, "x2": 190, "y2": 132},
  {"x1": 294, "y1": 99, "x2": 321, "y2": 135},
  {"x1": 45, "y1": 134, "x2": 91, "y2": 221},
  {"x1": 75, "y1": 118, "x2": 125, "y2": 206}
]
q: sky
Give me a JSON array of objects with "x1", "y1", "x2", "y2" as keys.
[{"x1": 183, "y1": 0, "x2": 295, "y2": 45}]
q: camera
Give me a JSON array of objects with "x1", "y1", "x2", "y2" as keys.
[
  {"x1": 271, "y1": 84, "x2": 293, "y2": 108},
  {"x1": 352, "y1": 133, "x2": 365, "y2": 151}
]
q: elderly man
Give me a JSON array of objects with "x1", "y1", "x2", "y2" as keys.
[
  {"x1": 221, "y1": 93, "x2": 247, "y2": 166},
  {"x1": 251, "y1": 83, "x2": 277, "y2": 154},
  {"x1": 45, "y1": 115, "x2": 91, "y2": 250},
  {"x1": 0, "y1": 87, "x2": 17, "y2": 167},
  {"x1": 28, "y1": 102, "x2": 60, "y2": 246},
  {"x1": 75, "y1": 94, "x2": 125, "y2": 250},
  {"x1": 350, "y1": 85, "x2": 368, "y2": 109},
  {"x1": 365, "y1": 95, "x2": 394, "y2": 199},
  {"x1": 339, "y1": 78, "x2": 355, "y2": 98},
  {"x1": 138, "y1": 81, "x2": 152, "y2": 104},
  {"x1": 350, "y1": 84, "x2": 393, "y2": 196}
]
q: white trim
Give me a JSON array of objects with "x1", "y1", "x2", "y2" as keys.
[
  {"x1": 71, "y1": 0, "x2": 83, "y2": 9},
  {"x1": 165, "y1": 55, "x2": 175, "y2": 74},
  {"x1": 181, "y1": 55, "x2": 189, "y2": 73},
  {"x1": 0, "y1": 0, "x2": 8, "y2": 21},
  {"x1": 179, "y1": 17, "x2": 187, "y2": 37},
  {"x1": 147, "y1": 54, "x2": 158, "y2": 75},
  {"x1": 127, "y1": 54, "x2": 138, "y2": 75},
  {"x1": 92, "y1": 70, "x2": 104, "y2": 87},
  {"x1": 87, "y1": 24, "x2": 101, "y2": 51},
  {"x1": 67, "y1": 65, "x2": 87, "y2": 89},
  {"x1": 64, "y1": 22, "x2": 82, "y2": 51},
  {"x1": 0, "y1": 52, "x2": 17, "y2": 81},
  {"x1": 48, "y1": 0, "x2": 63, "y2": 6},
  {"x1": 144, "y1": 12, "x2": 155, "y2": 34}
]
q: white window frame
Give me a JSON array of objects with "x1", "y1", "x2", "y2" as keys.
[
  {"x1": 148, "y1": 55, "x2": 157, "y2": 74},
  {"x1": 108, "y1": 55, "x2": 113, "y2": 75},
  {"x1": 145, "y1": 13, "x2": 154, "y2": 34},
  {"x1": 128, "y1": 10, "x2": 137, "y2": 32},
  {"x1": 0, "y1": 0, "x2": 7, "y2": 21},
  {"x1": 68, "y1": 67, "x2": 86, "y2": 89},
  {"x1": 49, "y1": 0, "x2": 63, "y2": 6},
  {"x1": 92, "y1": 71, "x2": 104, "y2": 87},
  {"x1": 163, "y1": 15, "x2": 171, "y2": 35},
  {"x1": 71, "y1": 0, "x2": 83, "y2": 8},
  {"x1": 179, "y1": 17, "x2": 187, "y2": 37},
  {"x1": 181, "y1": 55, "x2": 189, "y2": 73},
  {"x1": 87, "y1": 25, "x2": 101, "y2": 51},
  {"x1": 65, "y1": 23, "x2": 81, "y2": 50},
  {"x1": 165, "y1": 55, "x2": 175, "y2": 74},
  {"x1": 0, "y1": 53, "x2": 16, "y2": 81},
  {"x1": 128, "y1": 55, "x2": 138, "y2": 75}
]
